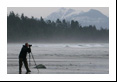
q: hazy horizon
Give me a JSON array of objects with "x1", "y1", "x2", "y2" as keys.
[{"x1": 7, "y1": 7, "x2": 109, "y2": 18}]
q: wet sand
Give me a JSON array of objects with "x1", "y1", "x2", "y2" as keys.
[{"x1": 7, "y1": 43, "x2": 109, "y2": 74}]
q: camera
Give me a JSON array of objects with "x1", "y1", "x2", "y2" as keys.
[{"x1": 29, "y1": 45, "x2": 32, "y2": 47}]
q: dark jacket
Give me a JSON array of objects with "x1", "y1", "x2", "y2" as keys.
[{"x1": 19, "y1": 45, "x2": 31, "y2": 59}]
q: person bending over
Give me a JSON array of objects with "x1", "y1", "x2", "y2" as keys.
[{"x1": 19, "y1": 43, "x2": 31, "y2": 73}]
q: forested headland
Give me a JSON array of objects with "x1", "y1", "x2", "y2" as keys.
[{"x1": 7, "y1": 11, "x2": 109, "y2": 43}]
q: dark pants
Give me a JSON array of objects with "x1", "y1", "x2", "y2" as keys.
[{"x1": 19, "y1": 58, "x2": 30, "y2": 72}]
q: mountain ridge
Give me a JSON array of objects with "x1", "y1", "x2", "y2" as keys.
[{"x1": 46, "y1": 8, "x2": 109, "y2": 29}]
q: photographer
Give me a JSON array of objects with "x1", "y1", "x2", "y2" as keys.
[{"x1": 19, "y1": 43, "x2": 32, "y2": 74}]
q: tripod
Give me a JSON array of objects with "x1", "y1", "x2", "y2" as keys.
[
  {"x1": 29, "y1": 53, "x2": 31, "y2": 67},
  {"x1": 29, "y1": 52, "x2": 39, "y2": 73}
]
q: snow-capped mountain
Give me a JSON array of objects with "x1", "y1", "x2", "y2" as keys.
[{"x1": 46, "y1": 8, "x2": 109, "y2": 29}]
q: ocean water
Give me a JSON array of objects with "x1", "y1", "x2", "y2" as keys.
[{"x1": 7, "y1": 43, "x2": 109, "y2": 74}]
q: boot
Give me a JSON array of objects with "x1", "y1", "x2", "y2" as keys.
[
  {"x1": 27, "y1": 69, "x2": 31, "y2": 72},
  {"x1": 19, "y1": 70, "x2": 22, "y2": 74}
]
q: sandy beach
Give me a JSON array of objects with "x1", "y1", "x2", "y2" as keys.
[{"x1": 7, "y1": 43, "x2": 109, "y2": 74}]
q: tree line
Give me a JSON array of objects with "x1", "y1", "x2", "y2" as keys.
[{"x1": 7, "y1": 11, "x2": 109, "y2": 43}]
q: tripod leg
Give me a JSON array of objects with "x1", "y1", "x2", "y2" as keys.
[
  {"x1": 31, "y1": 52, "x2": 39, "y2": 73},
  {"x1": 29, "y1": 53, "x2": 31, "y2": 67}
]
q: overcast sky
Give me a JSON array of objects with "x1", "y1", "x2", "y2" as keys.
[{"x1": 7, "y1": 7, "x2": 109, "y2": 18}]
